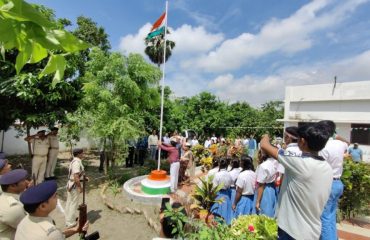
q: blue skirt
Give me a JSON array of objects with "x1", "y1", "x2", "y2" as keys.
[
  {"x1": 252, "y1": 183, "x2": 277, "y2": 217},
  {"x1": 235, "y1": 194, "x2": 254, "y2": 218},
  {"x1": 230, "y1": 187, "x2": 236, "y2": 219},
  {"x1": 211, "y1": 189, "x2": 232, "y2": 225}
]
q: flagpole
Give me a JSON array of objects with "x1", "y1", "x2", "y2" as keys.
[{"x1": 158, "y1": 0, "x2": 168, "y2": 171}]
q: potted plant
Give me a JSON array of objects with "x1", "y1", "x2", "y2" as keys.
[{"x1": 192, "y1": 175, "x2": 223, "y2": 224}]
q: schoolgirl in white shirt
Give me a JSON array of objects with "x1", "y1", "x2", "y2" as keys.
[
  {"x1": 211, "y1": 158, "x2": 233, "y2": 225},
  {"x1": 254, "y1": 149, "x2": 278, "y2": 217},
  {"x1": 232, "y1": 155, "x2": 256, "y2": 218}
]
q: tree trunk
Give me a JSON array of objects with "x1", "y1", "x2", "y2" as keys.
[
  {"x1": 1, "y1": 130, "x2": 4, "y2": 152},
  {"x1": 104, "y1": 138, "x2": 109, "y2": 175},
  {"x1": 26, "y1": 125, "x2": 32, "y2": 159}
]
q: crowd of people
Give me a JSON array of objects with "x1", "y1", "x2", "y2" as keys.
[{"x1": 0, "y1": 120, "x2": 364, "y2": 240}]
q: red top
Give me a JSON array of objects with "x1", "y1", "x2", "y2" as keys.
[{"x1": 159, "y1": 144, "x2": 179, "y2": 164}]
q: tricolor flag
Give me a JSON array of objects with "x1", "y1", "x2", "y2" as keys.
[{"x1": 147, "y1": 12, "x2": 166, "y2": 40}]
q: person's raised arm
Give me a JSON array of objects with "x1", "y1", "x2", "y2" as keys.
[
  {"x1": 260, "y1": 134, "x2": 279, "y2": 160},
  {"x1": 334, "y1": 134, "x2": 350, "y2": 146}
]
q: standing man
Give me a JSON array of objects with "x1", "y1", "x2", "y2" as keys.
[
  {"x1": 24, "y1": 130, "x2": 50, "y2": 184},
  {"x1": 348, "y1": 143, "x2": 363, "y2": 163},
  {"x1": 136, "y1": 136, "x2": 148, "y2": 166},
  {"x1": 248, "y1": 135, "x2": 257, "y2": 158},
  {"x1": 0, "y1": 159, "x2": 12, "y2": 195},
  {"x1": 204, "y1": 137, "x2": 211, "y2": 148},
  {"x1": 15, "y1": 180, "x2": 88, "y2": 240},
  {"x1": 260, "y1": 123, "x2": 332, "y2": 239},
  {"x1": 158, "y1": 137, "x2": 180, "y2": 194},
  {"x1": 46, "y1": 127, "x2": 59, "y2": 180},
  {"x1": 0, "y1": 169, "x2": 28, "y2": 239},
  {"x1": 148, "y1": 130, "x2": 159, "y2": 161},
  {"x1": 65, "y1": 148, "x2": 85, "y2": 228},
  {"x1": 319, "y1": 120, "x2": 349, "y2": 240}
]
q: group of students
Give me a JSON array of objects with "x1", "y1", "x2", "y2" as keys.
[
  {"x1": 206, "y1": 120, "x2": 349, "y2": 240},
  {"x1": 0, "y1": 148, "x2": 88, "y2": 240}
]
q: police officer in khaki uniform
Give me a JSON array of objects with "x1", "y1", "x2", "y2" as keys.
[
  {"x1": 65, "y1": 148, "x2": 85, "y2": 228},
  {"x1": 0, "y1": 169, "x2": 28, "y2": 239},
  {"x1": 15, "y1": 180, "x2": 88, "y2": 240},
  {"x1": 45, "y1": 127, "x2": 59, "y2": 180},
  {"x1": 0, "y1": 159, "x2": 12, "y2": 195},
  {"x1": 25, "y1": 130, "x2": 50, "y2": 184}
]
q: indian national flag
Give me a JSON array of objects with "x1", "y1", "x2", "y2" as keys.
[{"x1": 147, "y1": 12, "x2": 166, "y2": 39}]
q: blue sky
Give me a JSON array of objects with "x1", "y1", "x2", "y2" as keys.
[{"x1": 29, "y1": 0, "x2": 370, "y2": 106}]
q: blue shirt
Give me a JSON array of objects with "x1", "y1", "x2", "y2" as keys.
[
  {"x1": 248, "y1": 139, "x2": 256, "y2": 149},
  {"x1": 348, "y1": 147, "x2": 362, "y2": 162}
]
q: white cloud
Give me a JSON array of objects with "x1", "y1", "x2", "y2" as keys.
[
  {"x1": 119, "y1": 24, "x2": 224, "y2": 56},
  {"x1": 119, "y1": 23, "x2": 151, "y2": 55},
  {"x1": 169, "y1": 25, "x2": 224, "y2": 53},
  {"x1": 208, "y1": 50, "x2": 370, "y2": 106},
  {"x1": 183, "y1": 0, "x2": 369, "y2": 72}
]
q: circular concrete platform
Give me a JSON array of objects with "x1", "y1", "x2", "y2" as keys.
[{"x1": 123, "y1": 175, "x2": 170, "y2": 205}]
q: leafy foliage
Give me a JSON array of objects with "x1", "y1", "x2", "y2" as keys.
[
  {"x1": 163, "y1": 202, "x2": 189, "y2": 239},
  {"x1": 164, "y1": 92, "x2": 284, "y2": 140},
  {"x1": 80, "y1": 48, "x2": 161, "y2": 166},
  {"x1": 193, "y1": 176, "x2": 223, "y2": 212},
  {"x1": 144, "y1": 32, "x2": 175, "y2": 67},
  {"x1": 0, "y1": 0, "x2": 89, "y2": 82},
  {"x1": 339, "y1": 159, "x2": 370, "y2": 219},
  {"x1": 230, "y1": 215, "x2": 278, "y2": 240}
]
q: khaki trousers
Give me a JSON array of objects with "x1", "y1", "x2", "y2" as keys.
[
  {"x1": 46, "y1": 149, "x2": 59, "y2": 177},
  {"x1": 65, "y1": 188, "x2": 80, "y2": 227},
  {"x1": 32, "y1": 155, "x2": 47, "y2": 184}
]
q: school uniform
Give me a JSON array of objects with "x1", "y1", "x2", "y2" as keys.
[
  {"x1": 228, "y1": 167, "x2": 241, "y2": 216},
  {"x1": 211, "y1": 169, "x2": 233, "y2": 225},
  {"x1": 234, "y1": 170, "x2": 256, "y2": 218},
  {"x1": 254, "y1": 158, "x2": 278, "y2": 217},
  {"x1": 207, "y1": 167, "x2": 219, "y2": 180},
  {"x1": 319, "y1": 138, "x2": 348, "y2": 240}
]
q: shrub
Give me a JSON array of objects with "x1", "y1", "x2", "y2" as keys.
[{"x1": 339, "y1": 159, "x2": 370, "y2": 219}]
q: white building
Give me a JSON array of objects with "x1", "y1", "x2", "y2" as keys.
[
  {"x1": 0, "y1": 126, "x2": 95, "y2": 156},
  {"x1": 280, "y1": 80, "x2": 370, "y2": 163}
]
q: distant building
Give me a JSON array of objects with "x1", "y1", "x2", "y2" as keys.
[{"x1": 279, "y1": 80, "x2": 370, "y2": 163}]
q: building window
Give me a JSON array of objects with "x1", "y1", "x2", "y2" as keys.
[{"x1": 351, "y1": 124, "x2": 370, "y2": 145}]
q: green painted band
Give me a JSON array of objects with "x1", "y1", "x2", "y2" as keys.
[{"x1": 141, "y1": 184, "x2": 170, "y2": 195}]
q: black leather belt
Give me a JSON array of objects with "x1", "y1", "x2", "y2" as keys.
[{"x1": 333, "y1": 178, "x2": 340, "y2": 180}]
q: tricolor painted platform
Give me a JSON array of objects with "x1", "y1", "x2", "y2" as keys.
[{"x1": 141, "y1": 170, "x2": 170, "y2": 195}]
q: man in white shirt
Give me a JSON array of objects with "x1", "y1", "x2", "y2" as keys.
[
  {"x1": 318, "y1": 120, "x2": 349, "y2": 240},
  {"x1": 191, "y1": 136, "x2": 199, "y2": 146},
  {"x1": 204, "y1": 137, "x2": 211, "y2": 148},
  {"x1": 260, "y1": 122, "x2": 332, "y2": 240},
  {"x1": 148, "y1": 130, "x2": 159, "y2": 161}
]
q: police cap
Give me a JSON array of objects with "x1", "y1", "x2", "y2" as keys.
[
  {"x1": 0, "y1": 169, "x2": 28, "y2": 185},
  {"x1": 20, "y1": 180, "x2": 57, "y2": 205}
]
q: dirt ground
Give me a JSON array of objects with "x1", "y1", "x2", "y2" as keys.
[{"x1": 8, "y1": 151, "x2": 159, "y2": 240}]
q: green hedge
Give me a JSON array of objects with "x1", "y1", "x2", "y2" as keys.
[{"x1": 339, "y1": 159, "x2": 370, "y2": 219}]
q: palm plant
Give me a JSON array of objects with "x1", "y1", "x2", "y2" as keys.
[
  {"x1": 192, "y1": 175, "x2": 223, "y2": 223},
  {"x1": 144, "y1": 31, "x2": 175, "y2": 67}
]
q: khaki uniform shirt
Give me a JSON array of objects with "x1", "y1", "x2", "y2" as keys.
[
  {"x1": 48, "y1": 135, "x2": 59, "y2": 150},
  {"x1": 32, "y1": 138, "x2": 50, "y2": 156},
  {"x1": 15, "y1": 215, "x2": 64, "y2": 240},
  {"x1": 67, "y1": 158, "x2": 84, "y2": 190},
  {"x1": 0, "y1": 192, "x2": 26, "y2": 240}
]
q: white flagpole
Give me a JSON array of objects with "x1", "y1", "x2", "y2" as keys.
[{"x1": 157, "y1": 0, "x2": 168, "y2": 171}]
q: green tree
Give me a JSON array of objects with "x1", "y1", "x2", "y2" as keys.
[
  {"x1": 0, "y1": 1, "x2": 89, "y2": 154},
  {"x1": 80, "y1": 48, "x2": 161, "y2": 169},
  {"x1": 144, "y1": 32, "x2": 175, "y2": 67}
]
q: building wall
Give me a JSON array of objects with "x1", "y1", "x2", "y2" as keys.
[
  {"x1": 0, "y1": 127, "x2": 96, "y2": 156},
  {"x1": 282, "y1": 81, "x2": 370, "y2": 163}
]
